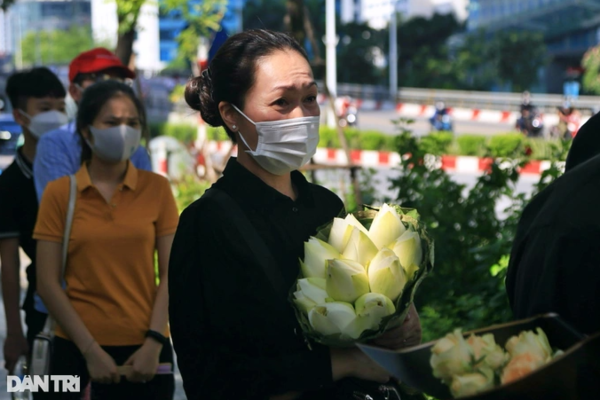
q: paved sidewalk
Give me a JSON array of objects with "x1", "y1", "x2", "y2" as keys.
[{"x1": 0, "y1": 254, "x2": 187, "y2": 399}]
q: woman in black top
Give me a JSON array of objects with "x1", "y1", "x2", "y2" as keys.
[{"x1": 168, "y1": 30, "x2": 421, "y2": 400}]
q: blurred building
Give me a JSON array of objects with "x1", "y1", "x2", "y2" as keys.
[
  {"x1": 342, "y1": 0, "x2": 468, "y2": 29},
  {"x1": 468, "y1": 0, "x2": 600, "y2": 93},
  {"x1": 0, "y1": 0, "x2": 91, "y2": 70},
  {"x1": 158, "y1": 0, "x2": 244, "y2": 66}
]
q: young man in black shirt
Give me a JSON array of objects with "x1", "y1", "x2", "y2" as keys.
[{"x1": 0, "y1": 67, "x2": 67, "y2": 373}]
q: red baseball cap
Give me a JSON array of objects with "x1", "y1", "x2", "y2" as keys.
[{"x1": 68, "y1": 48, "x2": 135, "y2": 83}]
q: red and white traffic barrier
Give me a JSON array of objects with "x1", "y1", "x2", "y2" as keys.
[
  {"x1": 206, "y1": 141, "x2": 560, "y2": 176},
  {"x1": 316, "y1": 96, "x2": 591, "y2": 127}
]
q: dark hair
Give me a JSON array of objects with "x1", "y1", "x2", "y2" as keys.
[
  {"x1": 185, "y1": 29, "x2": 309, "y2": 141},
  {"x1": 76, "y1": 80, "x2": 146, "y2": 164},
  {"x1": 6, "y1": 67, "x2": 66, "y2": 110}
]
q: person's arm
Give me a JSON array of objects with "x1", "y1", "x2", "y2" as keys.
[
  {"x1": 0, "y1": 238, "x2": 28, "y2": 373},
  {"x1": 33, "y1": 131, "x2": 76, "y2": 202},
  {"x1": 123, "y1": 233, "x2": 174, "y2": 383},
  {"x1": 131, "y1": 146, "x2": 152, "y2": 171}
]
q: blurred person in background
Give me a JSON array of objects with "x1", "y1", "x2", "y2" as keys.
[
  {"x1": 34, "y1": 48, "x2": 151, "y2": 202},
  {"x1": 34, "y1": 81, "x2": 178, "y2": 399},
  {"x1": 31, "y1": 48, "x2": 153, "y2": 328},
  {"x1": 0, "y1": 67, "x2": 67, "y2": 374}
]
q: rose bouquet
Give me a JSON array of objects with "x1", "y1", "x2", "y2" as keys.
[
  {"x1": 430, "y1": 328, "x2": 564, "y2": 398},
  {"x1": 291, "y1": 204, "x2": 434, "y2": 346}
]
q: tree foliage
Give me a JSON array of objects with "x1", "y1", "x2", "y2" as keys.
[
  {"x1": 114, "y1": 0, "x2": 147, "y2": 65},
  {"x1": 20, "y1": 27, "x2": 98, "y2": 67},
  {"x1": 490, "y1": 30, "x2": 547, "y2": 92},
  {"x1": 386, "y1": 120, "x2": 565, "y2": 341},
  {"x1": 582, "y1": 45, "x2": 600, "y2": 95},
  {"x1": 337, "y1": 23, "x2": 387, "y2": 85},
  {"x1": 163, "y1": 0, "x2": 227, "y2": 67}
]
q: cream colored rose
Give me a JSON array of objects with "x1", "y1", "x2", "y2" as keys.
[
  {"x1": 450, "y1": 367, "x2": 494, "y2": 398},
  {"x1": 466, "y1": 333, "x2": 508, "y2": 370},
  {"x1": 430, "y1": 329, "x2": 474, "y2": 384}
]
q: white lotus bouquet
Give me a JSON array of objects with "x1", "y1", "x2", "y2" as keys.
[
  {"x1": 291, "y1": 204, "x2": 434, "y2": 346},
  {"x1": 430, "y1": 327, "x2": 564, "y2": 398}
]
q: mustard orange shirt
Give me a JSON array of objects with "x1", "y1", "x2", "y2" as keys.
[{"x1": 34, "y1": 162, "x2": 179, "y2": 346}]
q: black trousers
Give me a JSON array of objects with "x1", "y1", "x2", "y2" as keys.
[{"x1": 38, "y1": 336, "x2": 174, "y2": 400}]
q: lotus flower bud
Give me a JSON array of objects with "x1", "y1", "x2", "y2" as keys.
[
  {"x1": 308, "y1": 301, "x2": 357, "y2": 336},
  {"x1": 342, "y1": 227, "x2": 379, "y2": 268},
  {"x1": 343, "y1": 293, "x2": 397, "y2": 339},
  {"x1": 450, "y1": 367, "x2": 494, "y2": 398},
  {"x1": 388, "y1": 230, "x2": 422, "y2": 281},
  {"x1": 293, "y1": 278, "x2": 328, "y2": 314},
  {"x1": 326, "y1": 259, "x2": 370, "y2": 303},
  {"x1": 328, "y1": 214, "x2": 369, "y2": 253},
  {"x1": 430, "y1": 329, "x2": 474, "y2": 384},
  {"x1": 368, "y1": 248, "x2": 407, "y2": 302},
  {"x1": 368, "y1": 204, "x2": 406, "y2": 249},
  {"x1": 302, "y1": 237, "x2": 341, "y2": 279}
]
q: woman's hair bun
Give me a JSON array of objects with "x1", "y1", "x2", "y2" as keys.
[{"x1": 184, "y1": 70, "x2": 223, "y2": 127}]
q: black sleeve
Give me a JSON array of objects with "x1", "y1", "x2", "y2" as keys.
[
  {"x1": 168, "y1": 201, "x2": 333, "y2": 400},
  {"x1": 507, "y1": 225, "x2": 600, "y2": 335}
]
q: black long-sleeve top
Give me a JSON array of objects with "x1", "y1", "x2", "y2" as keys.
[{"x1": 168, "y1": 158, "x2": 344, "y2": 399}]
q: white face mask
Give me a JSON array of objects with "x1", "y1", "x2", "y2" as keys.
[
  {"x1": 19, "y1": 110, "x2": 69, "y2": 139},
  {"x1": 232, "y1": 105, "x2": 320, "y2": 176},
  {"x1": 87, "y1": 125, "x2": 141, "y2": 163}
]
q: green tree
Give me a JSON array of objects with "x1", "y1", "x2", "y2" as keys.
[
  {"x1": 20, "y1": 27, "x2": 98, "y2": 67},
  {"x1": 582, "y1": 45, "x2": 600, "y2": 95},
  {"x1": 115, "y1": 0, "x2": 147, "y2": 65},
  {"x1": 337, "y1": 22, "x2": 387, "y2": 85},
  {"x1": 162, "y1": 0, "x2": 227, "y2": 71},
  {"x1": 396, "y1": 13, "x2": 463, "y2": 88},
  {"x1": 489, "y1": 30, "x2": 547, "y2": 92}
]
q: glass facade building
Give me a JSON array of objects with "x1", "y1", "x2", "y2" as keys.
[{"x1": 468, "y1": 0, "x2": 600, "y2": 92}]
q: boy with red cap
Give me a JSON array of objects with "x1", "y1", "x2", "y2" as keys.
[
  {"x1": 32, "y1": 48, "x2": 152, "y2": 318},
  {"x1": 33, "y1": 48, "x2": 151, "y2": 202}
]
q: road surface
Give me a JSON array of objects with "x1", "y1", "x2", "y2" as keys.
[{"x1": 356, "y1": 109, "x2": 515, "y2": 136}]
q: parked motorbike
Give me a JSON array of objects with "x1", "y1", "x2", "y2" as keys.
[{"x1": 339, "y1": 104, "x2": 358, "y2": 128}]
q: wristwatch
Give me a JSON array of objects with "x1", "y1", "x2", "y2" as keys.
[{"x1": 145, "y1": 329, "x2": 168, "y2": 346}]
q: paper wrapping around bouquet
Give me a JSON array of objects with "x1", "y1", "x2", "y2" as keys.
[{"x1": 357, "y1": 314, "x2": 600, "y2": 400}]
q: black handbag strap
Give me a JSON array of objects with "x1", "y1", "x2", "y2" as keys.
[{"x1": 204, "y1": 187, "x2": 288, "y2": 299}]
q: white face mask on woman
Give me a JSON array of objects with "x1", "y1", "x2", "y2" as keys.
[
  {"x1": 19, "y1": 110, "x2": 69, "y2": 139},
  {"x1": 87, "y1": 125, "x2": 141, "y2": 163},
  {"x1": 232, "y1": 104, "x2": 320, "y2": 175}
]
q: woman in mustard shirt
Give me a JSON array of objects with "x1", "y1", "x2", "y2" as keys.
[{"x1": 35, "y1": 80, "x2": 179, "y2": 399}]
